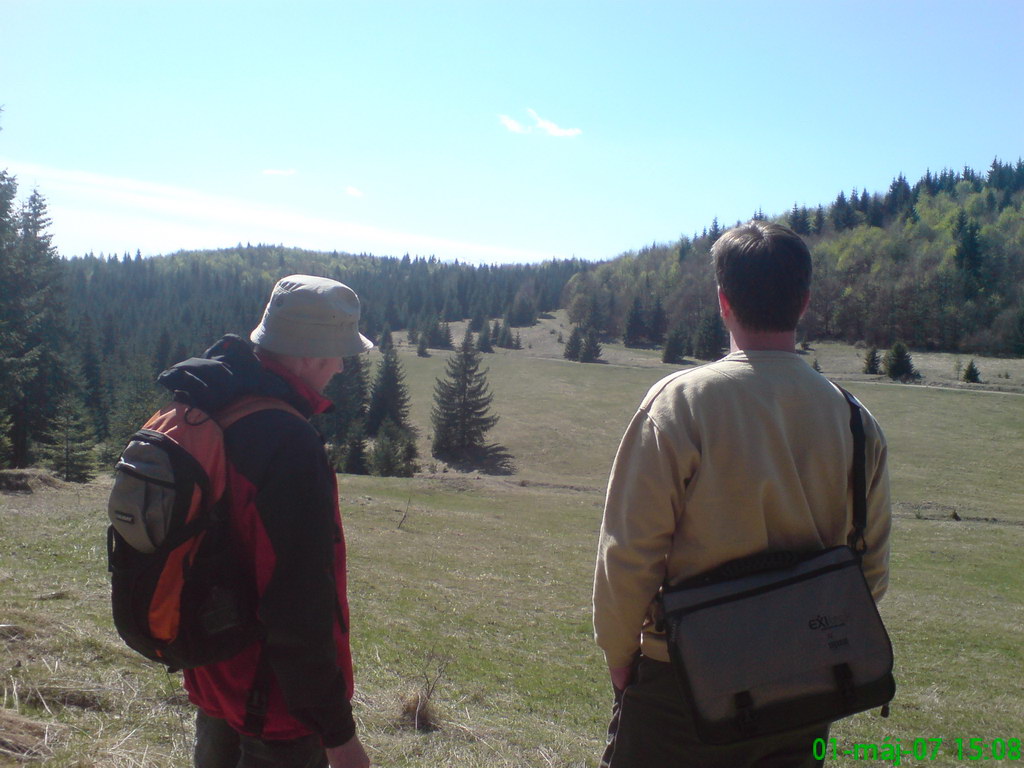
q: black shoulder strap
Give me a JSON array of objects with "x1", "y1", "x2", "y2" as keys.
[{"x1": 835, "y1": 385, "x2": 868, "y2": 554}]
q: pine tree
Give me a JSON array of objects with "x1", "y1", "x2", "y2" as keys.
[
  {"x1": 416, "y1": 335, "x2": 429, "y2": 357},
  {"x1": 962, "y1": 359, "x2": 981, "y2": 383},
  {"x1": 3, "y1": 188, "x2": 68, "y2": 467},
  {"x1": 649, "y1": 297, "x2": 667, "y2": 345},
  {"x1": 431, "y1": 330, "x2": 499, "y2": 459},
  {"x1": 662, "y1": 323, "x2": 689, "y2": 364},
  {"x1": 319, "y1": 353, "x2": 370, "y2": 445},
  {"x1": 579, "y1": 329, "x2": 602, "y2": 363},
  {"x1": 0, "y1": 408, "x2": 12, "y2": 467},
  {"x1": 366, "y1": 347, "x2": 411, "y2": 435},
  {"x1": 39, "y1": 394, "x2": 96, "y2": 482},
  {"x1": 476, "y1": 327, "x2": 494, "y2": 354},
  {"x1": 692, "y1": 313, "x2": 725, "y2": 361},
  {"x1": 623, "y1": 297, "x2": 647, "y2": 347},
  {"x1": 564, "y1": 326, "x2": 583, "y2": 361},
  {"x1": 153, "y1": 328, "x2": 172, "y2": 375},
  {"x1": 378, "y1": 323, "x2": 394, "y2": 351},
  {"x1": 862, "y1": 346, "x2": 881, "y2": 375},
  {"x1": 77, "y1": 313, "x2": 108, "y2": 439},
  {"x1": 884, "y1": 341, "x2": 919, "y2": 383},
  {"x1": 339, "y1": 421, "x2": 369, "y2": 475},
  {"x1": 369, "y1": 418, "x2": 417, "y2": 477}
]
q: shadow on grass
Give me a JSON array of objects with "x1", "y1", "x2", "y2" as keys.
[{"x1": 439, "y1": 443, "x2": 516, "y2": 476}]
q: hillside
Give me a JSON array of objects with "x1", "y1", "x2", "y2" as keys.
[{"x1": 1, "y1": 345, "x2": 1022, "y2": 766}]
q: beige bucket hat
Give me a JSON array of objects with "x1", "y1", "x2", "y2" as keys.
[{"x1": 250, "y1": 274, "x2": 374, "y2": 358}]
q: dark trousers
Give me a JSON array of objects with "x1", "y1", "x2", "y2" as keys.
[
  {"x1": 601, "y1": 657, "x2": 828, "y2": 768},
  {"x1": 194, "y1": 710, "x2": 328, "y2": 768}
]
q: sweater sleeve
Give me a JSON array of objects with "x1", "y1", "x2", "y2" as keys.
[
  {"x1": 250, "y1": 414, "x2": 356, "y2": 745},
  {"x1": 593, "y1": 408, "x2": 689, "y2": 669},
  {"x1": 860, "y1": 413, "x2": 892, "y2": 602}
]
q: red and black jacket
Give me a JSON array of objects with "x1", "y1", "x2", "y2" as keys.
[{"x1": 162, "y1": 335, "x2": 355, "y2": 746}]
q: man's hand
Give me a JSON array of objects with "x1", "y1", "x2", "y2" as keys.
[
  {"x1": 326, "y1": 734, "x2": 370, "y2": 768},
  {"x1": 609, "y1": 664, "x2": 634, "y2": 692}
]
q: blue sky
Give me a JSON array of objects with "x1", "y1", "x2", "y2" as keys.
[{"x1": 2, "y1": 0, "x2": 1022, "y2": 264}]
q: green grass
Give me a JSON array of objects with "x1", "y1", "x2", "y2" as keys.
[{"x1": 1, "y1": 340, "x2": 1022, "y2": 766}]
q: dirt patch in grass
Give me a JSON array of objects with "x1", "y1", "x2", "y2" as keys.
[{"x1": 0, "y1": 470, "x2": 63, "y2": 494}]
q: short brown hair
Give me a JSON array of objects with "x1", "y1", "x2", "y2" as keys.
[{"x1": 712, "y1": 221, "x2": 812, "y2": 332}]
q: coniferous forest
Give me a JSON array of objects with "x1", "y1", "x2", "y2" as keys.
[{"x1": 2, "y1": 159, "x2": 1024, "y2": 479}]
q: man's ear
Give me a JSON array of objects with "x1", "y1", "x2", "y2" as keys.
[{"x1": 717, "y1": 288, "x2": 732, "y2": 320}]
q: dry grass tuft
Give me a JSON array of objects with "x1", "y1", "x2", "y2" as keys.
[
  {"x1": 398, "y1": 691, "x2": 439, "y2": 733},
  {"x1": 0, "y1": 707, "x2": 64, "y2": 760}
]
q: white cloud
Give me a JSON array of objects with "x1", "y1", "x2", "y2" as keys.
[
  {"x1": 526, "y1": 108, "x2": 582, "y2": 138},
  {"x1": 499, "y1": 114, "x2": 528, "y2": 134},
  {"x1": 0, "y1": 160, "x2": 551, "y2": 264},
  {"x1": 262, "y1": 169, "x2": 297, "y2": 176},
  {"x1": 500, "y1": 109, "x2": 582, "y2": 137},
  {"x1": 345, "y1": 186, "x2": 364, "y2": 198}
]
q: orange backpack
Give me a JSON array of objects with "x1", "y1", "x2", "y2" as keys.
[{"x1": 107, "y1": 395, "x2": 301, "y2": 669}]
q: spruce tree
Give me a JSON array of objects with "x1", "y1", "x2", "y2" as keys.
[
  {"x1": 692, "y1": 313, "x2": 725, "y2": 361},
  {"x1": 476, "y1": 327, "x2": 494, "y2": 354},
  {"x1": 416, "y1": 335, "x2": 429, "y2": 357},
  {"x1": 662, "y1": 323, "x2": 689, "y2": 364},
  {"x1": 369, "y1": 418, "x2": 417, "y2": 477},
  {"x1": 366, "y1": 347, "x2": 411, "y2": 435},
  {"x1": 862, "y1": 346, "x2": 881, "y2": 375},
  {"x1": 319, "y1": 353, "x2": 369, "y2": 445},
  {"x1": 579, "y1": 329, "x2": 602, "y2": 363},
  {"x1": 431, "y1": 330, "x2": 499, "y2": 459},
  {"x1": 3, "y1": 188, "x2": 68, "y2": 467},
  {"x1": 623, "y1": 297, "x2": 647, "y2": 347},
  {"x1": 884, "y1": 341, "x2": 919, "y2": 382},
  {"x1": 39, "y1": 394, "x2": 96, "y2": 482},
  {"x1": 649, "y1": 297, "x2": 667, "y2": 345},
  {"x1": 962, "y1": 359, "x2": 981, "y2": 383},
  {"x1": 564, "y1": 326, "x2": 583, "y2": 361}
]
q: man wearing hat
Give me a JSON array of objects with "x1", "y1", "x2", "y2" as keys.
[{"x1": 160, "y1": 275, "x2": 373, "y2": 768}]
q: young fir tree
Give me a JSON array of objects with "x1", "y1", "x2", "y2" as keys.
[
  {"x1": 366, "y1": 347, "x2": 411, "y2": 436},
  {"x1": 39, "y1": 394, "x2": 96, "y2": 482},
  {"x1": 962, "y1": 359, "x2": 981, "y2": 383},
  {"x1": 416, "y1": 334, "x2": 430, "y2": 357},
  {"x1": 862, "y1": 346, "x2": 881, "y2": 375},
  {"x1": 649, "y1": 297, "x2": 667, "y2": 345},
  {"x1": 337, "y1": 420, "x2": 369, "y2": 475},
  {"x1": 884, "y1": 341, "x2": 919, "y2": 383},
  {"x1": 623, "y1": 297, "x2": 647, "y2": 347},
  {"x1": 0, "y1": 409, "x2": 12, "y2": 468},
  {"x1": 662, "y1": 323, "x2": 689, "y2": 365},
  {"x1": 369, "y1": 418, "x2": 417, "y2": 478},
  {"x1": 377, "y1": 324, "x2": 393, "y2": 352},
  {"x1": 319, "y1": 353, "x2": 369, "y2": 445},
  {"x1": 431, "y1": 330, "x2": 499, "y2": 459},
  {"x1": 476, "y1": 327, "x2": 494, "y2": 354},
  {"x1": 579, "y1": 329, "x2": 603, "y2": 363},
  {"x1": 563, "y1": 326, "x2": 583, "y2": 361},
  {"x1": 692, "y1": 312, "x2": 725, "y2": 361}
]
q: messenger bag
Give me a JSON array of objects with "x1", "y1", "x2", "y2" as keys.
[{"x1": 661, "y1": 386, "x2": 894, "y2": 745}]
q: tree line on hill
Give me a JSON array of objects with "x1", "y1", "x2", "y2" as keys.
[
  {"x1": 563, "y1": 158, "x2": 1024, "y2": 364},
  {"x1": 3, "y1": 154, "x2": 1024, "y2": 481}
]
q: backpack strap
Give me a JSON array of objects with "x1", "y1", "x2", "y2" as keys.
[
  {"x1": 215, "y1": 395, "x2": 305, "y2": 430},
  {"x1": 834, "y1": 385, "x2": 868, "y2": 554}
]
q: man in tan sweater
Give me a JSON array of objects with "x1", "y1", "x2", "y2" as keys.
[{"x1": 593, "y1": 221, "x2": 891, "y2": 767}]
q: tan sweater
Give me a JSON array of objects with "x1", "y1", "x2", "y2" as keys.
[{"x1": 593, "y1": 350, "x2": 891, "y2": 668}]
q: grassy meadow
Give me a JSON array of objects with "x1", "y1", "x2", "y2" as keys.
[{"x1": 2, "y1": 320, "x2": 1023, "y2": 766}]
